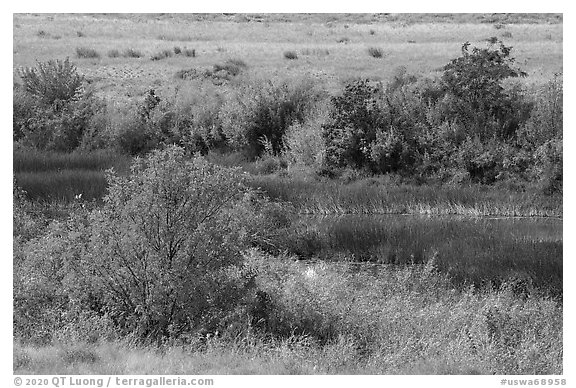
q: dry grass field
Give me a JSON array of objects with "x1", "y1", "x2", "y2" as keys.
[{"x1": 13, "y1": 13, "x2": 563, "y2": 100}]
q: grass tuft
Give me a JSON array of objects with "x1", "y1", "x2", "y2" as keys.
[{"x1": 367, "y1": 47, "x2": 384, "y2": 58}]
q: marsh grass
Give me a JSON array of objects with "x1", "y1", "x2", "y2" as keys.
[
  {"x1": 13, "y1": 149, "x2": 131, "y2": 173},
  {"x1": 248, "y1": 175, "x2": 562, "y2": 217},
  {"x1": 15, "y1": 170, "x2": 108, "y2": 202},
  {"x1": 283, "y1": 215, "x2": 562, "y2": 296},
  {"x1": 14, "y1": 250, "x2": 563, "y2": 375},
  {"x1": 13, "y1": 149, "x2": 131, "y2": 201}
]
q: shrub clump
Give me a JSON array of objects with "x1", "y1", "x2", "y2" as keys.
[
  {"x1": 122, "y1": 48, "x2": 143, "y2": 58},
  {"x1": 219, "y1": 76, "x2": 325, "y2": 159},
  {"x1": 183, "y1": 48, "x2": 196, "y2": 57},
  {"x1": 18, "y1": 58, "x2": 84, "y2": 106},
  {"x1": 367, "y1": 47, "x2": 384, "y2": 58},
  {"x1": 283, "y1": 51, "x2": 298, "y2": 60},
  {"x1": 150, "y1": 49, "x2": 173, "y2": 61},
  {"x1": 75, "y1": 47, "x2": 100, "y2": 59},
  {"x1": 72, "y1": 147, "x2": 258, "y2": 341},
  {"x1": 319, "y1": 40, "x2": 559, "y2": 191},
  {"x1": 14, "y1": 58, "x2": 106, "y2": 152},
  {"x1": 213, "y1": 58, "x2": 247, "y2": 77}
]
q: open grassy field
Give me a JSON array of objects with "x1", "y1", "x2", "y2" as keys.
[{"x1": 13, "y1": 13, "x2": 562, "y2": 101}]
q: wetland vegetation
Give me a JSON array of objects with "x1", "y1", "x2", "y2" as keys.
[{"x1": 13, "y1": 13, "x2": 562, "y2": 375}]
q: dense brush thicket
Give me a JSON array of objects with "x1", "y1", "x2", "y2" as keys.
[
  {"x1": 13, "y1": 146, "x2": 295, "y2": 345},
  {"x1": 320, "y1": 41, "x2": 562, "y2": 192},
  {"x1": 13, "y1": 39, "x2": 562, "y2": 193}
]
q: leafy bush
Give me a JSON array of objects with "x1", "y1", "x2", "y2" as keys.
[
  {"x1": 173, "y1": 46, "x2": 182, "y2": 54},
  {"x1": 15, "y1": 59, "x2": 106, "y2": 152},
  {"x1": 319, "y1": 42, "x2": 547, "y2": 184},
  {"x1": 15, "y1": 58, "x2": 110, "y2": 152},
  {"x1": 14, "y1": 206, "x2": 91, "y2": 345},
  {"x1": 220, "y1": 76, "x2": 325, "y2": 159},
  {"x1": 440, "y1": 39, "x2": 528, "y2": 140},
  {"x1": 322, "y1": 79, "x2": 384, "y2": 170},
  {"x1": 18, "y1": 58, "x2": 84, "y2": 106},
  {"x1": 76, "y1": 147, "x2": 256, "y2": 341},
  {"x1": 15, "y1": 88, "x2": 106, "y2": 152}
]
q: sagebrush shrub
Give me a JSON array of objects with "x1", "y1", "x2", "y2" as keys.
[
  {"x1": 283, "y1": 51, "x2": 298, "y2": 60},
  {"x1": 367, "y1": 47, "x2": 384, "y2": 58},
  {"x1": 75, "y1": 47, "x2": 100, "y2": 59}
]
